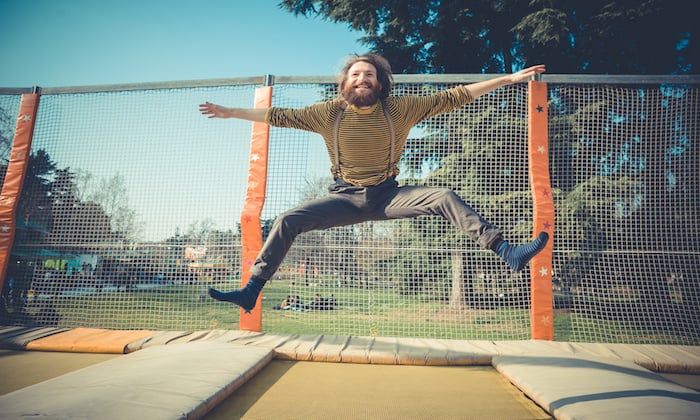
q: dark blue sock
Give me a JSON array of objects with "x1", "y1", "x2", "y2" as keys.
[
  {"x1": 496, "y1": 232, "x2": 549, "y2": 271},
  {"x1": 208, "y1": 277, "x2": 265, "y2": 313}
]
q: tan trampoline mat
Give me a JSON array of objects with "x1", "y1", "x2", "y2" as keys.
[
  {"x1": 0, "y1": 349, "x2": 118, "y2": 395},
  {"x1": 205, "y1": 360, "x2": 552, "y2": 420}
]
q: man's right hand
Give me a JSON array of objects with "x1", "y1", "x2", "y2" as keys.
[
  {"x1": 199, "y1": 102, "x2": 269, "y2": 122},
  {"x1": 199, "y1": 102, "x2": 230, "y2": 118}
]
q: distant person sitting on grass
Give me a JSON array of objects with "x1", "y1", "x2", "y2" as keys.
[
  {"x1": 274, "y1": 295, "x2": 303, "y2": 311},
  {"x1": 200, "y1": 53, "x2": 549, "y2": 313},
  {"x1": 308, "y1": 293, "x2": 336, "y2": 311}
]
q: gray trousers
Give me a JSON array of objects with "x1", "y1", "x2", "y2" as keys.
[{"x1": 250, "y1": 178, "x2": 502, "y2": 281}]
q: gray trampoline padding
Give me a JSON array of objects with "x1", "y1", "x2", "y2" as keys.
[
  {"x1": 493, "y1": 355, "x2": 700, "y2": 420},
  {"x1": 0, "y1": 341, "x2": 274, "y2": 420},
  {"x1": 0, "y1": 326, "x2": 70, "y2": 350}
]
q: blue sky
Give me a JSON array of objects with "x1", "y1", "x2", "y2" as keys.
[
  {"x1": 0, "y1": 0, "x2": 367, "y2": 88},
  {"x1": 1, "y1": 0, "x2": 368, "y2": 241}
]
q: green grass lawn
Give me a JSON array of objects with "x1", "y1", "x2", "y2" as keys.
[
  {"x1": 11, "y1": 280, "x2": 692, "y2": 344},
  {"x1": 18, "y1": 280, "x2": 533, "y2": 340}
]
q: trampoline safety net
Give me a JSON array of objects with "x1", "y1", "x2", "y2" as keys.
[{"x1": 0, "y1": 76, "x2": 698, "y2": 345}]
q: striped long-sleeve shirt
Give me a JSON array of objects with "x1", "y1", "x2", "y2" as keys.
[{"x1": 265, "y1": 85, "x2": 474, "y2": 186}]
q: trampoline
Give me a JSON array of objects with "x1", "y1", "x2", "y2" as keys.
[
  {"x1": 204, "y1": 360, "x2": 551, "y2": 419},
  {"x1": 1, "y1": 74, "x2": 699, "y2": 419},
  {"x1": 0, "y1": 327, "x2": 698, "y2": 419}
]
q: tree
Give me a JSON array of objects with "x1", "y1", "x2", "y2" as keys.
[
  {"x1": 75, "y1": 172, "x2": 141, "y2": 242},
  {"x1": 547, "y1": 79, "x2": 700, "y2": 338},
  {"x1": 16, "y1": 150, "x2": 56, "y2": 231},
  {"x1": 280, "y1": 0, "x2": 697, "y2": 74},
  {"x1": 184, "y1": 218, "x2": 216, "y2": 244},
  {"x1": 48, "y1": 168, "x2": 118, "y2": 247},
  {"x1": 9, "y1": 150, "x2": 129, "y2": 252},
  {"x1": 515, "y1": 0, "x2": 697, "y2": 74}
]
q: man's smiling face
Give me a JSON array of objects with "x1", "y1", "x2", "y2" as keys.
[{"x1": 342, "y1": 60, "x2": 382, "y2": 108}]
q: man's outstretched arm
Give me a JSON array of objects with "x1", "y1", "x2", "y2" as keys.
[
  {"x1": 199, "y1": 102, "x2": 269, "y2": 122},
  {"x1": 465, "y1": 64, "x2": 546, "y2": 99}
]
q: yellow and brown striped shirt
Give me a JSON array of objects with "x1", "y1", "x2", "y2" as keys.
[{"x1": 265, "y1": 85, "x2": 474, "y2": 186}]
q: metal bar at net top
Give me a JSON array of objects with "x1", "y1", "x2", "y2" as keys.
[{"x1": 2, "y1": 74, "x2": 698, "y2": 95}]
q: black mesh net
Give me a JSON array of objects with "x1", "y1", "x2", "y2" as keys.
[{"x1": 1, "y1": 79, "x2": 698, "y2": 344}]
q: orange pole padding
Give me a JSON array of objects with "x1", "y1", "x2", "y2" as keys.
[
  {"x1": 527, "y1": 80, "x2": 554, "y2": 340},
  {"x1": 239, "y1": 86, "x2": 272, "y2": 332},
  {"x1": 0, "y1": 94, "x2": 40, "y2": 290}
]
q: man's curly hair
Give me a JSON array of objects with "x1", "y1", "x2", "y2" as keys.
[{"x1": 338, "y1": 54, "x2": 394, "y2": 100}]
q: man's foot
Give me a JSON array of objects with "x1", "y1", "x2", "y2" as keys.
[
  {"x1": 496, "y1": 232, "x2": 549, "y2": 271},
  {"x1": 208, "y1": 278, "x2": 264, "y2": 313}
]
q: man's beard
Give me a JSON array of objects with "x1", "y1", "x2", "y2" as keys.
[{"x1": 343, "y1": 83, "x2": 381, "y2": 107}]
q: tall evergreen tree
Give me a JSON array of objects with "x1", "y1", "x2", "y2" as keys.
[{"x1": 281, "y1": 0, "x2": 697, "y2": 74}]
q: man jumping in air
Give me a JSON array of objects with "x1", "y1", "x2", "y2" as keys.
[{"x1": 199, "y1": 54, "x2": 549, "y2": 312}]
